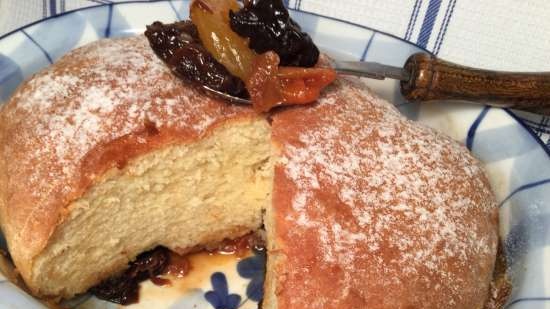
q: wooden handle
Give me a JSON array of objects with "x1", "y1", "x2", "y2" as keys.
[{"x1": 400, "y1": 53, "x2": 550, "y2": 114}]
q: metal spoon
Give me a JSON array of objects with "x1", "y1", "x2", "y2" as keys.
[{"x1": 202, "y1": 52, "x2": 550, "y2": 115}]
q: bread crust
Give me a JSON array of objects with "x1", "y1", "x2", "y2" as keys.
[
  {"x1": 0, "y1": 36, "x2": 256, "y2": 290},
  {"x1": 0, "y1": 35, "x2": 498, "y2": 308},
  {"x1": 269, "y1": 78, "x2": 498, "y2": 308}
]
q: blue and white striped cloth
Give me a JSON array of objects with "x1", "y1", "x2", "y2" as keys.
[{"x1": 1, "y1": 0, "x2": 550, "y2": 149}]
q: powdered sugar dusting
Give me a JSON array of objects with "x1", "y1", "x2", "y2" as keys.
[
  {"x1": 0, "y1": 36, "x2": 254, "y2": 256},
  {"x1": 272, "y1": 78, "x2": 498, "y2": 308}
]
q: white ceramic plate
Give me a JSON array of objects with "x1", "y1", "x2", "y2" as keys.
[{"x1": 0, "y1": 1, "x2": 549, "y2": 308}]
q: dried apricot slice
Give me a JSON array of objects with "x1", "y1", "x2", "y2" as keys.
[
  {"x1": 278, "y1": 67, "x2": 337, "y2": 104},
  {"x1": 189, "y1": 0, "x2": 337, "y2": 112},
  {"x1": 190, "y1": 0, "x2": 256, "y2": 80},
  {"x1": 247, "y1": 52, "x2": 285, "y2": 112},
  {"x1": 248, "y1": 53, "x2": 337, "y2": 112}
]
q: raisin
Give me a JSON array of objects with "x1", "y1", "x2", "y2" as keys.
[
  {"x1": 145, "y1": 21, "x2": 248, "y2": 98},
  {"x1": 144, "y1": 21, "x2": 198, "y2": 62},
  {"x1": 90, "y1": 248, "x2": 169, "y2": 305},
  {"x1": 229, "y1": 0, "x2": 320, "y2": 67}
]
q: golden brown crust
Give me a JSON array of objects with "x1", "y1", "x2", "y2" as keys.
[
  {"x1": 0, "y1": 36, "x2": 256, "y2": 283},
  {"x1": 0, "y1": 35, "x2": 498, "y2": 308},
  {"x1": 270, "y1": 78, "x2": 498, "y2": 308}
]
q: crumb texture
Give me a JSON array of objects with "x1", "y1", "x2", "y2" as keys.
[
  {"x1": 268, "y1": 77, "x2": 498, "y2": 309},
  {"x1": 0, "y1": 35, "x2": 498, "y2": 307},
  {"x1": 32, "y1": 119, "x2": 272, "y2": 297},
  {"x1": 0, "y1": 35, "x2": 256, "y2": 278}
]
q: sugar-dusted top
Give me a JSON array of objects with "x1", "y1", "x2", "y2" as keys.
[
  {"x1": 0, "y1": 34, "x2": 498, "y2": 307},
  {"x1": 0, "y1": 36, "x2": 256, "y2": 273},
  {"x1": 271, "y1": 77, "x2": 498, "y2": 308}
]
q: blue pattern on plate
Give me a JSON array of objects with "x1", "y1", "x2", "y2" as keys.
[
  {"x1": 360, "y1": 32, "x2": 376, "y2": 61},
  {"x1": 462, "y1": 105, "x2": 550, "y2": 308},
  {"x1": 168, "y1": 0, "x2": 185, "y2": 20},
  {"x1": 89, "y1": 6, "x2": 112, "y2": 39},
  {"x1": 107, "y1": 5, "x2": 133, "y2": 38},
  {"x1": 21, "y1": 30, "x2": 53, "y2": 64},
  {"x1": 237, "y1": 249, "x2": 266, "y2": 302},
  {"x1": 466, "y1": 106, "x2": 491, "y2": 150},
  {"x1": 499, "y1": 178, "x2": 550, "y2": 207},
  {"x1": 23, "y1": 10, "x2": 86, "y2": 62},
  {"x1": 0, "y1": 54, "x2": 23, "y2": 102},
  {"x1": 205, "y1": 272, "x2": 241, "y2": 309},
  {"x1": 105, "y1": 4, "x2": 115, "y2": 37},
  {"x1": 0, "y1": 1, "x2": 548, "y2": 308},
  {"x1": 0, "y1": 32, "x2": 52, "y2": 100},
  {"x1": 506, "y1": 109, "x2": 550, "y2": 157}
]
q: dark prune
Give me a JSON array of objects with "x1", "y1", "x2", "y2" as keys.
[
  {"x1": 229, "y1": 0, "x2": 320, "y2": 67},
  {"x1": 90, "y1": 248, "x2": 169, "y2": 305},
  {"x1": 145, "y1": 21, "x2": 248, "y2": 98},
  {"x1": 168, "y1": 42, "x2": 249, "y2": 97},
  {"x1": 144, "y1": 21, "x2": 199, "y2": 62}
]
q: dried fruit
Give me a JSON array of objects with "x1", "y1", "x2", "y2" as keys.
[
  {"x1": 247, "y1": 52, "x2": 285, "y2": 112},
  {"x1": 248, "y1": 52, "x2": 336, "y2": 112},
  {"x1": 145, "y1": 21, "x2": 247, "y2": 97},
  {"x1": 146, "y1": 0, "x2": 336, "y2": 112},
  {"x1": 90, "y1": 248, "x2": 169, "y2": 305},
  {"x1": 190, "y1": 0, "x2": 256, "y2": 80},
  {"x1": 229, "y1": 0, "x2": 320, "y2": 67},
  {"x1": 144, "y1": 21, "x2": 199, "y2": 62},
  {"x1": 189, "y1": 0, "x2": 335, "y2": 112},
  {"x1": 278, "y1": 67, "x2": 337, "y2": 103}
]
